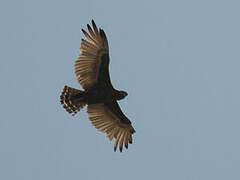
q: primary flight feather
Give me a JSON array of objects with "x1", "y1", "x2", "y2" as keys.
[{"x1": 60, "y1": 20, "x2": 135, "y2": 152}]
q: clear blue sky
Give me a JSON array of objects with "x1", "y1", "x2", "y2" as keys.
[{"x1": 1, "y1": 0, "x2": 240, "y2": 179}]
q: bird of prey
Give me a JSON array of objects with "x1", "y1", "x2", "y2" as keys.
[{"x1": 60, "y1": 20, "x2": 135, "y2": 152}]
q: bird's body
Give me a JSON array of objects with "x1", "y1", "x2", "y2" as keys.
[
  {"x1": 60, "y1": 20, "x2": 135, "y2": 152},
  {"x1": 71, "y1": 84, "x2": 126, "y2": 105}
]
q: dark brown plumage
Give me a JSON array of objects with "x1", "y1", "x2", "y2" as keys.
[{"x1": 60, "y1": 20, "x2": 135, "y2": 152}]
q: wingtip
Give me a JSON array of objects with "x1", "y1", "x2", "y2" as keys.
[
  {"x1": 91, "y1": 19, "x2": 95, "y2": 25},
  {"x1": 99, "y1": 29, "x2": 107, "y2": 39},
  {"x1": 81, "y1": 29, "x2": 86, "y2": 33}
]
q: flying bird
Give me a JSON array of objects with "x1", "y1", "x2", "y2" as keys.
[{"x1": 60, "y1": 20, "x2": 135, "y2": 152}]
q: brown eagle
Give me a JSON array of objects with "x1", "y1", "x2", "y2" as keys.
[{"x1": 60, "y1": 20, "x2": 135, "y2": 152}]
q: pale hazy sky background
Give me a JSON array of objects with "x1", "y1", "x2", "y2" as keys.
[{"x1": 1, "y1": 0, "x2": 240, "y2": 179}]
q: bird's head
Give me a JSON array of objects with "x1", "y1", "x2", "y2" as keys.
[{"x1": 116, "y1": 90, "x2": 128, "y2": 100}]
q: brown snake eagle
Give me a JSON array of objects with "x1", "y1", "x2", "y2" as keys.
[{"x1": 60, "y1": 20, "x2": 135, "y2": 152}]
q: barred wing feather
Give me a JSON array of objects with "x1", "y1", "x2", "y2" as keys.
[
  {"x1": 75, "y1": 20, "x2": 109, "y2": 90},
  {"x1": 87, "y1": 102, "x2": 135, "y2": 152}
]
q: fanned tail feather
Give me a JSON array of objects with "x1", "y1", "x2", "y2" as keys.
[{"x1": 60, "y1": 86, "x2": 86, "y2": 115}]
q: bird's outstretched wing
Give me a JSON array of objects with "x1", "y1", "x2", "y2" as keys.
[
  {"x1": 87, "y1": 101, "x2": 135, "y2": 152},
  {"x1": 75, "y1": 20, "x2": 111, "y2": 90}
]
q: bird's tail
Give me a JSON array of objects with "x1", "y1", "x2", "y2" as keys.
[{"x1": 60, "y1": 86, "x2": 86, "y2": 115}]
